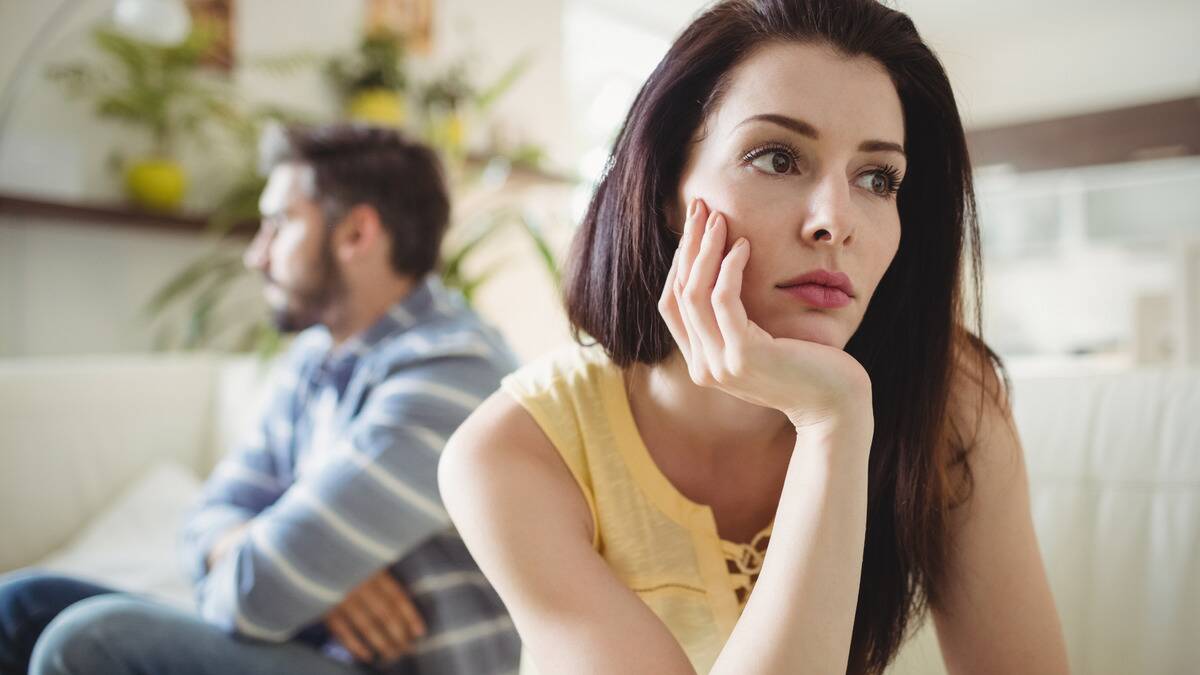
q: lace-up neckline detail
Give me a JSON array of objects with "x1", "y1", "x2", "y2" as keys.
[{"x1": 719, "y1": 525, "x2": 773, "y2": 607}]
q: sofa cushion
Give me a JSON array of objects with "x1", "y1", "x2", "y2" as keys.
[
  {"x1": 36, "y1": 461, "x2": 202, "y2": 609},
  {"x1": 0, "y1": 355, "x2": 220, "y2": 572}
]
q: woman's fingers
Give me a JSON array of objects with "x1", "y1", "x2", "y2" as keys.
[
  {"x1": 663, "y1": 199, "x2": 758, "y2": 387},
  {"x1": 657, "y1": 247, "x2": 692, "y2": 363},
  {"x1": 677, "y1": 199, "x2": 706, "y2": 286},
  {"x1": 712, "y1": 237, "x2": 751, "y2": 359},
  {"x1": 660, "y1": 198, "x2": 706, "y2": 363},
  {"x1": 675, "y1": 200, "x2": 711, "y2": 371},
  {"x1": 680, "y1": 211, "x2": 728, "y2": 371}
]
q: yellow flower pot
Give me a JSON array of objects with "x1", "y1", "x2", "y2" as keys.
[
  {"x1": 429, "y1": 109, "x2": 467, "y2": 156},
  {"x1": 124, "y1": 158, "x2": 187, "y2": 212},
  {"x1": 346, "y1": 88, "x2": 406, "y2": 127}
]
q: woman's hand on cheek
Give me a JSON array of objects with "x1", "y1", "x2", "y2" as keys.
[{"x1": 658, "y1": 198, "x2": 875, "y2": 433}]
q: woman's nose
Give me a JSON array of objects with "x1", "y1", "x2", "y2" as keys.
[{"x1": 799, "y1": 174, "x2": 855, "y2": 247}]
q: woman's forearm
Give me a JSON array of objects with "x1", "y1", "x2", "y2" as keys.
[{"x1": 710, "y1": 418, "x2": 873, "y2": 675}]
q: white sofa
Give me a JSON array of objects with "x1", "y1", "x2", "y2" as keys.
[
  {"x1": 0, "y1": 354, "x2": 269, "y2": 607},
  {"x1": 0, "y1": 354, "x2": 1197, "y2": 673}
]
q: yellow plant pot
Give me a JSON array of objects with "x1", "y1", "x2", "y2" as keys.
[
  {"x1": 346, "y1": 88, "x2": 406, "y2": 127},
  {"x1": 124, "y1": 158, "x2": 187, "y2": 212},
  {"x1": 430, "y1": 109, "x2": 467, "y2": 155}
]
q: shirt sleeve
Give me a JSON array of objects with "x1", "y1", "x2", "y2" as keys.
[
  {"x1": 194, "y1": 355, "x2": 505, "y2": 641},
  {"x1": 178, "y1": 361, "x2": 301, "y2": 584}
]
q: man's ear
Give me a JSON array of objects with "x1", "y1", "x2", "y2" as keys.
[{"x1": 332, "y1": 204, "x2": 383, "y2": 263}]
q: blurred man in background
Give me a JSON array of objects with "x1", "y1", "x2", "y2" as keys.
[{"x1": 0, "y1": 123, "x2": 521, "y2": 675}]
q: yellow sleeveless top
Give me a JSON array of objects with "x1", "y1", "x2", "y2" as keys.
[{"x1": 500, "y1": 344, "x2": 773, "y2": 674}]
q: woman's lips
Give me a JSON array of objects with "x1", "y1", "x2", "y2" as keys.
[{"x1": 780, "y1": 283, "x2": 852, "y2": 309}]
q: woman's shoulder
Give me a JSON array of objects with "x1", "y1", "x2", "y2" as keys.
[
  {"x1": 501, "y1": 341, "x2": 617, "y2": 402},
  {"x1": 440, "y1": 347, "x2": 603, "y2": 548},
  {"x1": 941, "y1": 331, "x2": 1022, "y2": 511},
  {"x1": 946, "y1": 331, "x2": 1013, "y2": 451}
]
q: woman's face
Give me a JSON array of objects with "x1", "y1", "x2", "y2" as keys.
[{"x1": 676, "y1": 41, "x2": 906, "y2": 349}]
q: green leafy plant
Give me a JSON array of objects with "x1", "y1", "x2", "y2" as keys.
[
  {"x1": 145, "y1": 207, "x2": 564, "y2": 355},
  {"x1": 326, "y1": 30, "x2": 409, "y2": 99},
  {"x1": 141, "y1": 28, "x2": 572, "y2": 355},
  {"x1": 47, "y1": 24, "x2": 229, "y2": 158}
]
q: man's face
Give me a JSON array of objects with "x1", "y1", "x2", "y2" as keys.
[{"x1": 245, "y1": 163, "x2": 343, "y2": 332}]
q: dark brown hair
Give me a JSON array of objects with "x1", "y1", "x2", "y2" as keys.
[
  {"x1": 563, "y1": 0, "x2": 1007, "y2": 672},
  {"x1": 261, "y1": 122, "x2": 450, "y2": 279}
]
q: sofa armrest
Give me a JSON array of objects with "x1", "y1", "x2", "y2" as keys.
[{"x1": 0, "y1": 355, "x2": 221, "y2": 573}]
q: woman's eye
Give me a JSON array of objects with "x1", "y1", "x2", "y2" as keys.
[
  {"x1": 750, "y1": 150, "x2": 795, "y2": 175},
  {"x1": 855, "y1": 169, "x2": 899, "y2": 197}
]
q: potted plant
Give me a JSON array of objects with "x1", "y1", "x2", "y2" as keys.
[
  {"x1": 141, "y1": 31, "x2": 570, "y2": 355},
  {"x1": 326, "y1": 30, "x2": 410, "y2": 128},
  {"x1": 47, "y1": 23, "x2": 229, "y2": 211}
]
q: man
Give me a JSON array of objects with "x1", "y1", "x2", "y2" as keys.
[{"x1": 0, "y1": 124, "x2": 521, "y2": 675}]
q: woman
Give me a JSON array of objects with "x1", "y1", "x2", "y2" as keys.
[{"x1": 439, "y1": 0, "x2": 1069, "y2": 673}]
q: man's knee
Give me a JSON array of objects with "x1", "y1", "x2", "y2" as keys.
[
  {"x1": 0, "y1": 571, "x2": 81, "y2": 624},
  {"x1": 28, "y1": 595, "x2": 159, "y2": 675},
  {"x1": 0, "y1": 571, "x2": 116, "y2": 674}
]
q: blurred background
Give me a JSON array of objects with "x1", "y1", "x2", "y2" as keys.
[
  {"x1": 1, "y1": 0, "x2": 1197, "y2": 366},
  {"x1": 0, "y1": 1, "x2": 1197, "y2": 674}
]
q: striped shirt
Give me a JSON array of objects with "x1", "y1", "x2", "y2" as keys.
[{"x1": 180, "y1": 275, "x2": 521, "y2": 674}]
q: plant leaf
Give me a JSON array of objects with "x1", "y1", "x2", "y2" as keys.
[
  {"x1": 516, "y1": 211, "x2": 562, "y2": 287},
  {"x1": 475, "y1": 52, "x2": 532, "y2": 111},
  {"x1": 143, "y1": 253, "x2": 242, "y2": 317}
]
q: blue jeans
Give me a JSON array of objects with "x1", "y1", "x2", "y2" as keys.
[{"x1": 0, "y1": 571, "x2": 368, "y2": 675}]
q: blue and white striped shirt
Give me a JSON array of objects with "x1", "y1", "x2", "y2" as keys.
[{"x1": 180, "y1": 276, "x2": 520, "y2": 673}]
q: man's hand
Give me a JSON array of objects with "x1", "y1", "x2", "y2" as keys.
[{"x1": 326, "y1": 568, "x2": 427, "y2": 664}]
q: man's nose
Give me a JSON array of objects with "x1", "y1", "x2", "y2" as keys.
[{"x1": 243, "y1": 225, "x2": 272, "y2": 272}]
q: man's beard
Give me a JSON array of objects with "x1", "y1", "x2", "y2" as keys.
[{"x1": 267, "y1": 242, "x2": 344, "y2": 334}]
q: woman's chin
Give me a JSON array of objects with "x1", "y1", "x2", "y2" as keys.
[{"x1": 759, "y1": 313, "x2": 849, "y2": 349}]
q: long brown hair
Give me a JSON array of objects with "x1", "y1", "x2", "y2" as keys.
[{"x1": 562, "y1": 0, "x2": 1007, "y2": 672}]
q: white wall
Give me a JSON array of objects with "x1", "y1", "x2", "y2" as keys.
[
  {"x1": 0, "y1": 216, "x2": 264, "y2": 356},
  {"x1": 590, "y1": 0, "x2": 1200, "y2": 129},
  {"x1": 899, "y1": 0, "x2": 1200, "y2": 128}
]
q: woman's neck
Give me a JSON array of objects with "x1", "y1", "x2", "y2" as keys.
[{"x1": 626, "y1": 351, "x2": 797, "y2": 463}]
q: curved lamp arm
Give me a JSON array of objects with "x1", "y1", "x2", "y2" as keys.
[{"x1": 0, "y1": 0, "x2": 191, "y2": 166}]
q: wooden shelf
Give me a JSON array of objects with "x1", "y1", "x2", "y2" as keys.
[
  {"x1": 0, "y1": 192, "x2": 254, "y2": 236},
  {"x1": 967, "y1": 96, "x2": 1200, "y2": 173},
  {"x1": 0, "y1": 159, "x2": 574, "y2": 238}
]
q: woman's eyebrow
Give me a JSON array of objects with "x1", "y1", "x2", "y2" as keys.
[{"x1": 735, "y1": 113, "x2": 906, "y2": 157}]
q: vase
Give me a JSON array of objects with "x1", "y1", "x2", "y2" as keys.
[
  {"x1": 346, "y1": 88, "x2": 407, "y2": 127},
  {"x1": 124, "y1": 157, "x2": 187, "y2": 212}
]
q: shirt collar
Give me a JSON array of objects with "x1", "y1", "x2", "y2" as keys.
[{"x1": 316, "y1": 275, "x2": 452, "y2": 393}]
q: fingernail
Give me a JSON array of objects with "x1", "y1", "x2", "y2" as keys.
[
  {"x1": 705, "y1": 212, "x2": 716, "y2": 231},
  {"x1": 687, "y1": 199, "x2": 697, "y2": 218},
  {"x1": 715, "y1": 214, "x2": 726, "y2": 230}
]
